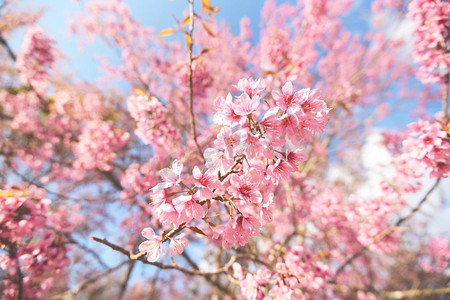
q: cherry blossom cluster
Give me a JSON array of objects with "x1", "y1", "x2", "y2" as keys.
[
  {"x1": 73, "y1": 120, "x2": 130, "y2": 172},
  {"x1": 127, "y1": 94, "x2": 180, "y2": 146},
  {"x1": 15, "y1": 26, "x2": 56, "y2": 89},
  {"x1": 402, "y1": 119, "x2": 450, "y2": 178},
  {"x1": 232, "y1": 246, "x2": 332, "y2": 299},
  {"x1": 371, "y1": 0, "x2": 405, "y2": 13},
  {"x1": 139, "y1": 78, "x2": 330, "y2": 262},
  {"x1": 0, "y1": 186, "x2": 77, "y2": 300},
  {"x1": 408, "y1": 0, "x2": 450, "y2": 83}
]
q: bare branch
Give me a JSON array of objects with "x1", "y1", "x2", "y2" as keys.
[
  {"x1": 66, "y1": 235, "x2": 109, "y2": 270},
  {"x1": 100, "y1": 170, "x2": 123, "y2": 191},
  {"x1": 116, "y1": 260, "x2": 136, "y2": 300},
  {"x1": 181, "y1": 251, "x2": 234, "y2": 298},
  {"x1": 187, "y1": 0, "x2": 205, "y2": 162},
  {"x1": 0, "y1": 35, "x2": 17, "y2": 61},
  {"x1": 91, "y1": 236, "x2": 237, "y2": 276},
  {"x1": 49, "y1": 261, "x2": 128, "y2": 300}
]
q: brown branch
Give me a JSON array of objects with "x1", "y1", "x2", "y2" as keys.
[
  {"x1": 181, "y1": 251, "x2": 200, "y2": 269},
  {"x1": 90, "y1": 236, "x2": 237, "y2": 276},
  {"x1": 162, "y1": 222, "x2": 186, "y2": 242},
  {"x1": 66, "y1": 235, "x2": 109, "y2": 270},
  {"x1": 2, "y1": 158, "x2": 86, "y2": 202},
  {"x1": 218, "y1": 154, "x2": 245, "y2": 181},
  {"x1": 0, "y1": 35, "x2": 17, "y2": 61},
  {"x1": 148, "y1": 269, "x2": 161, "y2": 299},
  {"x1": 381, "y1": 286, "x2": 450, "y2": 299},
  {"x1": 333, "y1": 179, "x2": 441, "y2": 279},
  {"x1": 49, "y1": 261, "x2": 128, "y2": 300},
  {"x1": 100, "y1": 170, "x2": 123, "y2": 191},
  {"x1": 393, "y1": 179, "x2": 440, "y2": 227},
  {"x1": 116, "y1": 260, "x2": 136, "y2": 300},
  {"x1": 187, "y1": 0, "x2": 204, "y2": 162},
  {"x1": 16, "y1": 265, "x2": 23, "y2": 300},
  {"x1": 181, "y1": 251, "x2": 234, "y2": 298}
]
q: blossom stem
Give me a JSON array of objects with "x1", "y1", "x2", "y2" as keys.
[
  {"x1": 442, "y1": 71, "x2": 449, "y2": 122},
  {"x1": 187, "y1": 0, "x2": 205, "y2": 162}
]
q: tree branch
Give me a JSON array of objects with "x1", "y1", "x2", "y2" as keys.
[
  {"x1": 0, "y1": 35, "x2": 17, "y2": 61},
  {"x1": 116, "y1": 260, "x2": 135, "y2": 300},
  {"x1": 49, "y1": 261, "x2": 128, "y2": 300},
  {"x1": 181, "y1": 251, "x2": 235, "y2": 298},
  {"x1": 100, "y1": 170, "x2": 123, "y2": 191},
  {"x1": 333, "y1": 179, "x2": 441, "y2": 279},
  {"x1": 66, "y1": 235, "x2": 109, "y2": 270},
  {"x1": 187, "y1": 0, "x2": 204, "y2": 162},
  {"x1": 91, "y1": 236, "x2": 237, "y2": 276},
  {"x1": 16, "y1": 265, "x2": 23, "y2": 300}
]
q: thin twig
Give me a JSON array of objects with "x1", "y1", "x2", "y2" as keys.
[
  {"x1": 181, "y1": 251, "x2": 233, "y2": 297},
  {"x1": 91, "y1": 236, "x2": 237, "y2": 276},
  {"x1": 187, "y1": 0, "x2": 204, "y2": 162},
  {"x1": 148, "y1": 269, "x2": 161, "y2": 300},
  {"x1": 66, "y1": 235, "x2": 109, "y2": 270},
  {"x1": 116, "y1": 260, "x2": 136, "y2": 300},
  {"x1": 49, "y1": 261, "x2": 128, "y2": 300},
  {"x1": 218, "y1": 154, "x2": 245, "y2": 181},
  {"x1": 333, "y1": 179, "x2": 440, "y2": 279},
  {"x1": 0, "y1": 35, "x2": 17, "y2": 61},
  {"x1": 2, "y1": 158, "x2": 86, "y2": 202}
]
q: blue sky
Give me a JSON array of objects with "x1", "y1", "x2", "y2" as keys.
[
  {"x1": 14, "y1": 0, "x2": 372, "y2": 83},
  {"x1": 14, "y1": 0, "x2": 270, "y2": 82}
]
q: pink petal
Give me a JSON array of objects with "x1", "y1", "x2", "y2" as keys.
[
  {"x1": 193, "y1": 166, "x2": 202, "y2": 180},
  {"x1": 192, "y1": 203, "x2": 205, "y2": 219},
  {"x1": 282, "y1": 81, "x2": 293, "y2": 95},
  {"x1": 169, "y1": 236, "x2": 188, "y2": 256},
  {"x1": 141, "y1": 227, "x2": 156, "y2": 239},
  {"x1": 172, "y1": 160, "x2": 183, "y2": 176},
  {"x1": 271, "y1": 90, "x2": 283, "y2": 101},
  {"x1": 139, "y1": 240, "x2": 162, "y2": 262}
]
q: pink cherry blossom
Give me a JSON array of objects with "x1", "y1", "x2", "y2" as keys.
[
  {"x1": 193, "y1": 166, "x2": 222, "y2": 199},
  {"x1": 233, "y1": 93, "x2": 260, "y2": 116},
  {"x1": 233, "y1": 77, "x2": 265, "y2": 99},
  {"x1": 169, "y1": 235, "x2": 188, "y2": 256},
  {"x1": 154, "y1": 160, "x2": 184, "y2": 189},
  {"x1": 229, "y1": 175, "x2": 262, "y2": 204},
  {"x1": 173, "y1": 193, "x2": 205, "y2": 222},
  {"x1": 139, "y1": 228, "x2": 163, "y2": 262},
  {"x1": 272, "y1": 81, "x2": 306, "y2": 112},
  {"x1": 213, "y1": 94, "x2": 242, "y2": 126}
]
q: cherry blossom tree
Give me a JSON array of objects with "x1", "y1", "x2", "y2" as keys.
[{"x1": 0, "y1": 0, "x2": 449, "y2": 299}]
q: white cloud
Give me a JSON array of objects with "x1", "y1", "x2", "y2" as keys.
[{"x1": 328, "y1": 130, "x2": 450, "y2": 237}]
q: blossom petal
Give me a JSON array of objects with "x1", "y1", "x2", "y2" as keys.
[
  {"x1": 141, "y1": 227, "x2": 156, "y2": 239},
  {"x1": 169, "y1": 236, "x2": 188, "y2": 256}
]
